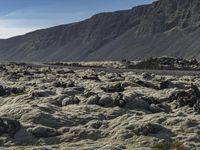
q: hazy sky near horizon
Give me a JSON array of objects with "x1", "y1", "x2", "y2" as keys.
[{"x1": 0, "y1": 0, "x2": 155, "y2": 39}]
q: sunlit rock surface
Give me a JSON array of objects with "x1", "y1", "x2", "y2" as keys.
[{"x1": 0, "y1": 62, "x2": 199, "y2": 149}]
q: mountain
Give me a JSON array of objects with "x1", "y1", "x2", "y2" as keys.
[{"x1": 1, "y1": 0, "x2": 200, "y2": 62}]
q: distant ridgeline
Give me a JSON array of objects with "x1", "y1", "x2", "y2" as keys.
[{"x1": 0, "y1": 0, "x2": 200, "y2": 61}]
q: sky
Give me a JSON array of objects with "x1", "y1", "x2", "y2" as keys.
[{"x1": 0, "y1": 0, "x2": 155, "y2": 39}]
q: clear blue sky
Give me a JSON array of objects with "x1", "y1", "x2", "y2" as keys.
[{"x1": 0, "y1": 0, "x2": 155, "y2": 39}]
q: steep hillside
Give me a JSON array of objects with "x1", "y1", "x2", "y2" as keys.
[{"x1": 0, "y1": 0, "x2": 200, "y2": 61}]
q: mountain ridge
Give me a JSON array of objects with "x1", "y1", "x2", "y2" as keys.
[{"x1": 0, "y1": 0, "x2": 200, "y2": 61}]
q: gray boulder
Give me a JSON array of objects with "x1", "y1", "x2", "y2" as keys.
[
  {"x1": 98, "y1": 95, "x2": 114, "y2": 107},
  {"x1": 101, "y1": 83, "x2": 124, "y2": 93},
  {"x1": 149, "y1": 104, "x2": 165, "y2": 113},
  {"x1": 32, "y1": 90, "x2": 55, "y2": 98},
  {"x1": 86, "y1": 95, "x2": 100, "y2": 105},
  {"x1": 135, "y1": 79, "x2": 158, "y2": 90},
  {"x1": 123, "y1": 93, "x2": 149, "y2": 110},
  {"x1": 62, "y1": 97, "x2": 80, "y2": 106},
  {"x1": 0, "y1": 118, "x2": 21, "y2": 138},
  {"x1": 0, "y1": 85, "x2": 6, "y2": 96},
  {"x1": 29, "y1": 126, "x2": 60, "y2": 138}
]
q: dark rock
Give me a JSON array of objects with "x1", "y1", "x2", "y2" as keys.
[
  {"x1": 159, "y1": 80, "x2": 174, "y2": 89},
  {"x1": 160, "y1": 80, "x2": 187, "y2": 90},
  {"x1": 149, "y1": 104, "x2": 165, "y2": 113},
  {"x1": 53, "y1": 81, "x2": 66, "y2": 88},
  {"x1": 191, "y1": 84, "x2": 200, "y2": 97},
  {"x1": 82, "y1": 74, "x2": 100, "y2": 81},
  {"x1": 170, "y1": 84, "x2": 200, "y2": 112},
  {"x1": 131, "y1": 57, "x2": 200, "y2": 70},
  {"x1": 121, "y1": 82, "x2": 130, "y2": 88},
  {"x1": 121, "y1": 59, "x2": 127, "y2": 63},
  {"x1": 83, "y1": 91, "x2": 97, "y2": 98},
  {"x1": 89, "y1": 121, "x2": 103, "y2": 129},
  {"x1": 8, "y1": 72, "x2": 23, "y2": 80},
  {"x1": 62, "y1": 97, "x2": 80, "y2": 106},
  {"x1": 66, "y1": 81, "x2": 75, "y2": 87},
  {"x1": 142, "y1": 73, "x2": 155, "y2": 80},
  {"x1": 98, "y1": 95, "x2": 114, "y2": 107},
  {"x1": 113, "y1": 93, "x2": 126, "y2": 107},
  {"x1": 86, "y1": 95, "x2": 100, "y2": 105},
  {"x1": 194, "y1": 100, "x2": 200, "y2": 113},
  {"x1": 73, "y1": 86, "x2": 85, "y2": 92},
  {"x1": 30, "y1": 126, "x2": 60, "y2": 138},
  {"x1": 135, "y1": 80, "x2": 159, "y2": 90},
  {"x1": 0, "y1": 118, "x2": 21, "y2": 138},
  {"x1": 141, "y1": 96, "x2": 159, "y2": 105},
  {"x1": 53, "y1": 81, "x2": 74, "y2": 88},
  {"x1": 32, "y1": 90, "x2": 55, "y2": 98},
  {"x1": 107, "y1": 73, "x2": 125, "y2": 82},
  {"x1": 101, "y1": 83, "x2": 124, "y2": 93},
  {"x1": 6, "y1": 87, "x2": 25, "y2": 95},
  {"x1": 115, "y1": 99, "x2": 126, "y2": 108},
  {"x1": 123, "y1": 94, "x2": 149, "y2": 110},
  {"x1": 0, "y1": 85, "x2": 25, "y2": 96},
  {"x1": 0, "y1": 85, "x2": 6, "y2": 96},
  {"x1": 57, "y1": 69, "x2": 74, "y2": 74},
  {"x1": 60, "y1": 87, "x2": 84, "y2": 96},
  {"x1": 23, "y1": 70, "x2": 33, "y2": 76}
]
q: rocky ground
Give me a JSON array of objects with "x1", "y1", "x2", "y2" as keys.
[
  {"x1": 46, "y1": 61, "x2": 126, "y2": 69},
  {"x1": 47, "y1": 56, "x2": 200, "y2": 71},
  {"x1": 0, "y1": 63, "x2": 200, "y2": 149},
  {"x1": 128, "y1": 57, "x2": 200, "y2": 70}
]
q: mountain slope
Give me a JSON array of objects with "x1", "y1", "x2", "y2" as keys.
[{"x1": 1, "y1": 0, "x2": 200, "y2": 61}]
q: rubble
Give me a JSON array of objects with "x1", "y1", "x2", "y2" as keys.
[{"x1": 0, "y1": 63, "x2": 199, "y2": 149}]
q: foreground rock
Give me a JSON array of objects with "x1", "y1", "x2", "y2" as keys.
[
  {"x1": 0, "y1": 118, "x2": 21, "y2": 138},
  {"x1": 0, "y1": 63, "x2": 199, "y2": 150},
  {"x1": 170, "y1": 84, "x2": 200, "y2": 113},
  {"x1": 29, "y1": 126, "x2": 60, "y2": 138}
]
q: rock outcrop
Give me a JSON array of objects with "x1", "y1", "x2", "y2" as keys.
[{"x1": 0, "y1": 63, "x2": 199, "y2": 149}]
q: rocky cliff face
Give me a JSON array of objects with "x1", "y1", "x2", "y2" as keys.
[{"x1": 0, "y1": 0, "x2": 200, "y2": 61}]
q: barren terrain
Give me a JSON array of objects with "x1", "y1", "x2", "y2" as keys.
[{"x1": 0, "y1": 62, "x2": 200, "y2": 149}]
